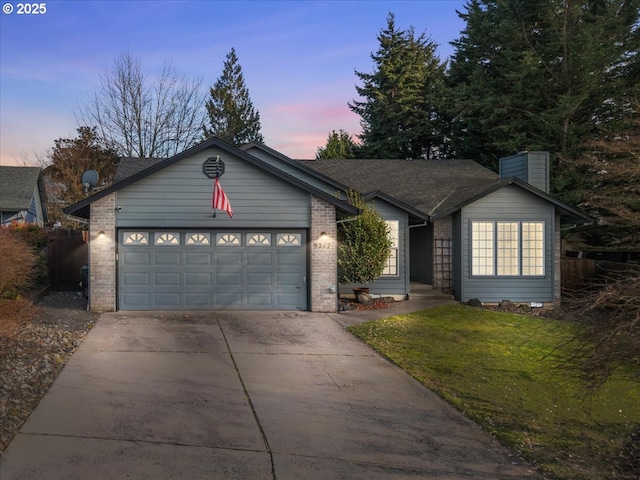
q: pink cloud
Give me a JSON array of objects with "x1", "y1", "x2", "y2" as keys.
[{"x1": 262, "y1": 98, "x2": 362, "y2": 158}]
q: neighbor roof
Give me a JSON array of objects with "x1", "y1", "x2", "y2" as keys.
[
  {"x1": 0, "y1": 166, "x2": 44, "y2": 211},
  {"x1": 112, "y1": 157, "x2": 165, "y2": 183}
]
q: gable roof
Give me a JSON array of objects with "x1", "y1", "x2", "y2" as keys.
[
  {"x1": 0, "y1": 166, "x2": 47, "y2": 218},
  {"x1": 299, "y1": 158, "x2": 498, "y2": 212},
  {"x1": 430, "y1": 176, "x2": 593, "y2": 223},
  {"x1": 64, "y1": 137, "x2": 358, "y2": 219},
  {"x1": 300, "y1": 158, "x2": 593, "y2": 224}
]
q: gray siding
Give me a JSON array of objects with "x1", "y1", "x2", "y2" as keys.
[
  {"x1": 499, "y1": 155, "x2": 528, "y2": 183},
  {"x1": 409, "y1": 224, "x2": 432, "y2": 284},
  {"x1": 459, "y1": 185, "x2": 555, "y2": 303},
  {"x1": 499, "y1": 151, "x2": 549, "y2": 193},
  {"x1": 527, "y1": 151, "x2": 550, "y2": 193},
  {"x1": 340, "y1": 199, "x2": 409, "y2": 297},
  {"x1": 115, "y1": 147, "x2": 310, "y2": 229}
]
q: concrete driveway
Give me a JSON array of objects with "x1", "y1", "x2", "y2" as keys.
[{"x1": 1, "y1": 302, "x2": 543, "y2": 479}]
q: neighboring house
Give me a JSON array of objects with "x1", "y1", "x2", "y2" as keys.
[
  {"x1": 64, "y1": 138, "x2": 592, "y2": 313},
  {"x1": 0, "y1": 166, "x2": 48, "y2": 226}
]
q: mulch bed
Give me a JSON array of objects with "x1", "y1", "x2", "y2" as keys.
[{"x1": 0, "y1": 291, "x2": 97, "y2": 453}]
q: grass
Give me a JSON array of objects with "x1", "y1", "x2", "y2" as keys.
[{"x1": 347, "y1": 304, "x2": 640, "y2": 480}]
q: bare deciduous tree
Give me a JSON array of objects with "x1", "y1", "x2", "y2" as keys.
[{"x1": 77, "y1": 51, "x2": 205, "y2": 159}]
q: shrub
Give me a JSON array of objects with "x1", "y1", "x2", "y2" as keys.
[
  {"x1": 5, "y1": 222, "x2": 47, "y2": 250},
  {"x1": 565, "y1": 272, "x2": 640, "y2": 389},
  {"x1": 0, "y1": 227, "x2": 37, "y2": 298},
  {"x1": 337, "y1": 191, "x2": 392, "y2": 285}
]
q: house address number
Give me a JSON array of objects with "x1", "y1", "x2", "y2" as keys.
[{"x1": 313, "y1": 242, "x2": 331, "y2": 249}]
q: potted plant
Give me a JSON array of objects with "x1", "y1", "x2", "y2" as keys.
[{"x1": 337, "y1": 191, "x2": 392, "y2": 300}]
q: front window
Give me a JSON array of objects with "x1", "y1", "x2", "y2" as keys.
[
  {"x1": 382, "y1": 220, "x2": 399, "y2": 276},
  {"x1": 471, "y1": 222, "x2": 494, "y2": 276},
  {"x1": 522, "y1": 222, "x2": 545, "y2": 275},
  {"x1": 471, "y1": 221, "x2": 544, "y2": 276}
]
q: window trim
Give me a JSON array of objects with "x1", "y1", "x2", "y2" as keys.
[
  {"x1": 381, "y1": 220, "x2": 399, "y2": 277},
  {"x1": 470, "y1": 220, "x2": 545, "y2": 277}
]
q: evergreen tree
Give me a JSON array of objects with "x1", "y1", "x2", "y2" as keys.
[
  {"x1": 447, "y1": 0, "x2": 639, "y2": 180},
  {"x1": 350, "y1": 13, "x2": 448, "y2": 159},
  {"x1": 204, "y1": 48, "x2": 264, "y2": 145},
  {"x1": 315, "y1": 130, "x2": 358, "y2": 159}
]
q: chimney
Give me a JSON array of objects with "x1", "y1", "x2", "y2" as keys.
[{"x1": 499, "y1": 151, "x2": 549, "y2": 193}]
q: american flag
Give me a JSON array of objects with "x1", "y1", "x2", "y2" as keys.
[{"x1": 213, "y1": 177, "x2": 233, "y2": 218}]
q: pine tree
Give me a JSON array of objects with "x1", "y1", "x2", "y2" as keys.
[
  {"x1": 204, "y1": 48, "x2": 264, "y2": 145},
  {"x1": 349, "y1": 13, "x2": 448, "y2": 159},
  {"x1": 315, "y1": 130, "x2": 358, "y2": 159},
  {"x1": 447, "y1": 0, "x2": 639, "y2": 178}
]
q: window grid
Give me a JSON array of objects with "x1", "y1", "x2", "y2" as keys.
[
  {"x1": 497, "y1": 222, "x2": 519, "y2": 275},
  {"x1": 472, "y1": 222, "x2": 494, "y2": 275},
  {"x1": 247, "y1": 233, "x2": 271, "y2": 246},
  {"x1": 154, "y1": 232, "x2": 180, "y2": 245},
  {"x1": 522, "y1": 222, "x2": 545, "y2": 275},
  {"x1": 277, "y1": 233, "x2": 302, "y2": 246},
  {"x1": 471, "y1": 221, "x2": 545, "y2": 277},
  {"x1": 186, "y1": 233, "x2": 210, "y2": 245},
  {"x1": 216, "y1": 233, "x2": 241, "y2": 246},
  {"x1": 123, "y1": 232, "x2": 149, "y2": 245},
  {"x1": 382, "y1": 221, "x2": 399, "y2": 276}
]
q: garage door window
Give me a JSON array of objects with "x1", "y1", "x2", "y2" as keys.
[
  {"x1": 155, "y1": 232, "x2": 180, "y2": 245},
  {"x1": 247, "y1": 233, "x2": 271, "y2": 246},
  {"x1": 277, "y1": 233, "x2": 301, "y2": 246},
  {"x1": 217, "y1": 233, "x2": 241, "y2": 246},
  {"x1": 186, "y1": 233, "x2": 210, "y2": 245},
  {"x1": 123, "y1": 232, "x2": 149, "y2": 245}
]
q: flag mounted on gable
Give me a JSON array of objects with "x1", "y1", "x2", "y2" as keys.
[{"x1": 213, "y1": 177, "x2": 233, "y2": 218}]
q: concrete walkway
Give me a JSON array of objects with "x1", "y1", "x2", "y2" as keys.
[{"x1": 1, "y1": 299, "x2": 543, "y2": 479}]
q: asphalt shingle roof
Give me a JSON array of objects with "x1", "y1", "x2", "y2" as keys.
[
  {"x1": 0, "y1": 166, "x2": 42, "y2": 211},
  {"x1": 298, "y1": 158, "x2": 499, "y2": 215},
  {"x1": 113, "y1": 157, "x2": 165, "y2": 183}
]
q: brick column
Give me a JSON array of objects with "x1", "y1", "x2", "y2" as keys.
[
  {"x1": 89, "y1": 194, "x2": 116, "y2": 312},
  {"x1": 310, "y1": 195, "x2": 337, "y2": 312}
]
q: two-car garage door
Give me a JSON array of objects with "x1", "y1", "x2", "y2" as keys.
[{"x1": 118, "y1": 230, "x2": 307, "y2": 310}]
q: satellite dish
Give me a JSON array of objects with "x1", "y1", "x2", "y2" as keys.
[{"x1": 81, "y1": 169, "x2": 99, "y2": 193}]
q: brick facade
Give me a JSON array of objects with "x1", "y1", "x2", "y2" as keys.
[
  {"x1": 310, "y1": 195, "x2": 338, "y2": 312},
  {"x1": 89, "y1": 194, "x2": 116, "y2": 312}
]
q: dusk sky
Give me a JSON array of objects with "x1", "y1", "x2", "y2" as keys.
[{"x1": 0, "y1": 0, "x2": 467, "y2": 166}]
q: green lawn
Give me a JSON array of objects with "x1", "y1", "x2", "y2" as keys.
[{"x1": 347, "y1": 304, "x2": 639, "y2": 480}]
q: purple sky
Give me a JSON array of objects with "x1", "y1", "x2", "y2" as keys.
[{"x1": 0, "y1": 0, "x2": 467, "y2": 166}]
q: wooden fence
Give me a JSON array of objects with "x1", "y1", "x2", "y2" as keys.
[
  {"x1": 47, "y1": 229, "x2": 88, "y2": 291},
  {"x1": 561, "y1": 257, "x2": 597, "y2": 292}
]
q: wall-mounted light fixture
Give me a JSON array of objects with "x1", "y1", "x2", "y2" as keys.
[
  {"x1": 98, "y1": 231, "x2": 106, "y2": 238},
  {"x1": 320, "y1": 231, "x2": 328, "y2": 237}
]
